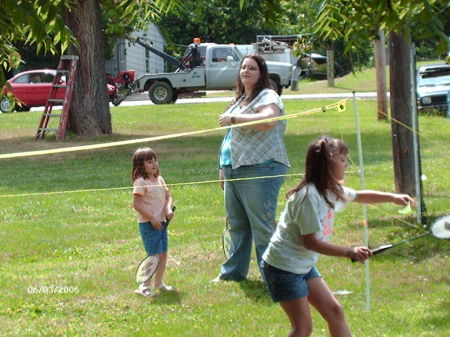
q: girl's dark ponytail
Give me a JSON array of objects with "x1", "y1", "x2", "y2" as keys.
[{"x1": 286, "y1": 136, "x2": 348, "y2": 208}]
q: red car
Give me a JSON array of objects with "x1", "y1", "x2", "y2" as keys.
[{"x1": 0, "y1": 69, "x2": 119, "y2": 113}]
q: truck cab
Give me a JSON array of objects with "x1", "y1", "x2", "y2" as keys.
[{"x1": 135, "y1": 40, "x2": 297, "y2": 104}]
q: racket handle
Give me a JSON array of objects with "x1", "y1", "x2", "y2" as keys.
[
  {"x1": 351, "y1": 244, "x2": 394, "y2": 263},
  {"x1": 371, "y1": 244, "x2": 393, "y2": 255},
  {"x1": 165, "y1": 206, "x2": 176, "y2": 227}
]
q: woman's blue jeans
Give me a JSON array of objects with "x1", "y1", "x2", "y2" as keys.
[{"x1": 220, "y1": 161, "x2": 287, "y2": 281}]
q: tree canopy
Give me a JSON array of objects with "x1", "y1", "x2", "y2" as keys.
[
  {"x1": 0, "y1": 0, "x2": 73, "y2": 87},
  {"x1": 155, "y1": 0, "x2": 277, "y2": 56},
  {"x1": 0, "y1": 0, "x2": 181, "y2": 86},
  {"x1": 314, "y1": 0, "x2": 449, "y2": 54}
]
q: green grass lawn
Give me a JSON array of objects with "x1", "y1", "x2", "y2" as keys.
[{"x1": 0, "y1": 98, "x2": 449, "y2": 337}]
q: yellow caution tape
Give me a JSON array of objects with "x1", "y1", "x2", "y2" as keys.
[{"x1": 0, "y1": 99, "x2": 348, "y2": 160}]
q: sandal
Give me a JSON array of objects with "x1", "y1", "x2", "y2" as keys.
[
  {"x1": 157, "y1": 283, "x2": 174, "y2": 291},
  {"x1": 134, "y1": 286, "x2": 156, "y2": 297}
]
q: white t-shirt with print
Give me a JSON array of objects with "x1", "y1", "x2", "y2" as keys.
[{"x1": 263, "y1": 183, "x2": 356, "y2": 274}]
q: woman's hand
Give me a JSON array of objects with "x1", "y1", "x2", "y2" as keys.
[
  {"x1": 219, "y1": 169, "x2": 224, "y2": 190},
  {"x1": 219, "y1": 113, "x2": 233, "y2": 127},
  {"x1": 347, "y1": 246, "x2": 372, "y2": 263}
]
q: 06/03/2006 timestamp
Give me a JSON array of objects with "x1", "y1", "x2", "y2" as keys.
[{"x1": 27, "y1": 285, "x2": 79, "y2": 294}]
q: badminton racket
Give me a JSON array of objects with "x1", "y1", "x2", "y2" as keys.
[
  {"x1": 352, "y1": 214, "x2": 450, "y2": 262},
  {"x1": 135, "y1": 255, "x2": 159, "y2": 284},
  {"x1": 135, "y1": 206, "x2": 176, "y2": 283}
]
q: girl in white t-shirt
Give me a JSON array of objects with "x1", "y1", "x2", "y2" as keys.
[
  {"x1": 132, "y1": 147, "x2": 175, "y2": 297},
  {"x1": 262, "y1": 136, "x2": 414, "y2": 337}
]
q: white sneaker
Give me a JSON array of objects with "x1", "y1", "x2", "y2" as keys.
[
  {"x1": 210, "y1": 276, "x2": 224, "y2": 283},
  {"x1": 134, "y1": 286, "x2": 156, "y2": 297},
  {"x1": 157, "y1": 283, "x2": 174, "y2": 291}
]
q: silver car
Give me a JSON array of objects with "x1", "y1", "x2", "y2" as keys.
[{"x1": 416, "y1": 64, "x2": 450, "y2": 112}]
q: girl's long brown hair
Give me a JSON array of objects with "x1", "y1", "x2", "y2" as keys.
[
  {"x1": 131, "y1": 147, "x2": 160, "y2": 182},
  {"x1": 286, "y1": 136, "x2": 348, "y2": 208}
]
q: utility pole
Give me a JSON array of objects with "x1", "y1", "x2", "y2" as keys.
[
  {"x1": 327, "y1": 41, "x2": 335, "y2": 87},
  {"x1": 374, "y1": 30, "x2": 388, "y2": 120}
]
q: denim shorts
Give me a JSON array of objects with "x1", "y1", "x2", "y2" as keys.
[
  {"x1": 262, "y1": 261, "x2": 321, "y2": 302},
  {"x1": 138, "y1": 221, "x2": 168, "y2": 255}
]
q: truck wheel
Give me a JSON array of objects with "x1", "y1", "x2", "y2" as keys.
[
  {"x1": 270, "y1": 79, "x2": 283, "y2": 96},
  {"x1": 149, "y1": 81, "x2": 174, "y2": 104}
]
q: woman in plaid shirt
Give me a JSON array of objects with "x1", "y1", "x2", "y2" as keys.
[{"x1": 214, "y1": 54, "x2": 290, "y2": 283}]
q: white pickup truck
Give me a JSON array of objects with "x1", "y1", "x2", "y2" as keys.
[{"x1": 135, "y1": 40, "x2": 298, "y2": 104}]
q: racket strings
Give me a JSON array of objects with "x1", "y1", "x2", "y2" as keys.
[{"x1": 136, "y1": 255, "x2": 159, "y2": 283}]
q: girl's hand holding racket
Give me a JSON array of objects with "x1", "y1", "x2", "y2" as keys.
[
  {"x1": 165, "y1": 208, "x2": 175, "y2": 221},
  {"x1": 348, "y1": 246, "x2": 372, "y2": 263}
]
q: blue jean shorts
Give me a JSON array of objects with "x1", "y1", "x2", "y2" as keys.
[
  {"x1": 138, "y1": 221, "x2": 168, "y2": 255},
  {"x1": 262, "y1": 261, "x2": 321, "y2": 302}
]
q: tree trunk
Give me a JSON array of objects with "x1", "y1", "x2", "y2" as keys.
[
  {"x1": 326, "y1": 43, "x2": 335, "y2": 87},
  {"x1": 389, "y1": 28, "x2": 417, "y2": 196},
  {"x1": 374, "y1": 30, "x2": 388, "y2": 120},
  {"x1": 62, "y1": 0, "x2": 112, "y2": 136}
]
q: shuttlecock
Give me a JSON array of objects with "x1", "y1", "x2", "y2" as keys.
[{"x1": 398, "y1": 203, "x2": 413, "y2": 215}]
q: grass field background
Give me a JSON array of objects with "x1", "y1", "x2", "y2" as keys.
[{"x1": 0, "y1": 79, "x2": 449, "y2": 336}]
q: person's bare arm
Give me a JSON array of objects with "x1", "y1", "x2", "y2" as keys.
[
  {"x1": 219, "y1": 169, "x2": 224, "y2": 190},
  {"x1": 354, "y1": 190, "x2": 414, "y2": 207},
  {"x1": 303, "y1": 233, "x2": 372, "y2": 263},
  {"x1": 219, "y1": 103, "x2": 280, "y2": 131},
  {"x1": 164, "y1": 187, "x2": 174, "y2": 221}
]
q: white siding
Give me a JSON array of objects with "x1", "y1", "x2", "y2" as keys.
[
  {"x1": 124, "y1": 38, "x2": 146, "y2": 78},
  {"x1": 104, "y1": 23, "x2": 166, "y2": 78},
  {"x1": 104, "y1": 43, "x2": 120, "y2": 75},
  {"x1": 105, "y1": 40, "x2": 127, "y2": 76}
]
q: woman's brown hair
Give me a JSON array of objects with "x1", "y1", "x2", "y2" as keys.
[
  {"x1": 131, "y1": 147, "x2": 160, "y2": 182},
  {"x1": 233, "y1": 53, "x2": 274, "y2": 105},
  {"x1": 286, "y1": 136, "x2": 348, "y2": 208}
]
